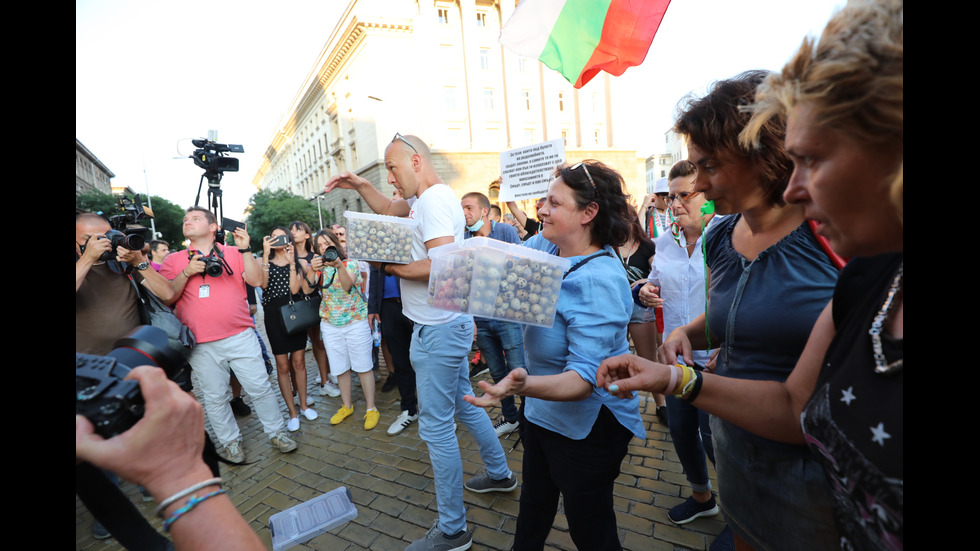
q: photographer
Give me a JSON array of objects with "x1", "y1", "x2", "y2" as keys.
[
  {"x1": 76, "y1": 213, "x2": 176, "y2": 355},
  {"x1": 160, "y1": 207, "x2": 297, "y2": 463},
  {"x1": 76, "y1": 212, "x2": 177, "y2": 543},
  {"x1": 76, "y1": 365, "x2": 264, "y2": 551}
]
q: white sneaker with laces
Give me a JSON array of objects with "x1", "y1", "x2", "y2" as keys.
[
  {"x1": 319, "y1": 381, "x2": 341, "y2": 397},
  {"x1": 493, "y1": 417, "x2": 520, "y2": 438},
  {"x1": 387, "y1": 410, "x2": 419, "y2": 436}
]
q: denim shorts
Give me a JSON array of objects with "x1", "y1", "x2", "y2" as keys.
[
  {"x1": 628, "y1": 302, "x2": 656, "y2": 324},
  {"x1": 710, "y1": 416, "x2": 838, "y2": 551}
]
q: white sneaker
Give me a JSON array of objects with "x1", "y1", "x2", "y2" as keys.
[
  {"x1": 387, "y1": 410, "x2": 419, "y2": 436},
  {"x1": 319, "y1": 381, "x2": 341, "y2": 397},
  {"x1": 328, "y1": 374, "x2": 338, "y2": 385},
  {"x1": 302, "y1": 408, "x2": 319, "y2": 421},
  {"x1": 287, "y1": 416, "x2": 300, "y2": 432},
  {"x1": 314, "y1": 374, "x2": 322, "y2": 385},
  {"x1": 494, "y1": 417, "x2": 520, "y2": 438},
  {"x1": 295, "y1": 394, "x2": 316, "y2": 407}
]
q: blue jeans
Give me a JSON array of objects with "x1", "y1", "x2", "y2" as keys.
[
  {"x1": 665, "y1": 396, "x2": 714, "y2": 493},
  {"x1": 475, "y1": 318, "x2": 526, "y2": 422},
  {"x1": 411, "y1": 316, "x2": 512, "y2": 535}
]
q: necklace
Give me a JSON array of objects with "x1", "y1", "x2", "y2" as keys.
[{"x1": 870, "y1": 262, "x2": 903, "y2": 376}]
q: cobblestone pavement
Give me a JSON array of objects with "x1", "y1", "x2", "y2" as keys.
[{"x1": 76, "y1": 309, "x2": 724, "y2": 550}]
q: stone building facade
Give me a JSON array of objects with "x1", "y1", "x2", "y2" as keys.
[{"x1": 253, "y1": 0, "x2": 645, "y2": 227}]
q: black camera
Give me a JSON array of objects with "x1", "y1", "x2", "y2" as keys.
[
  {"x1": 76, "y1": 326, "x2": 188, "y2": 439},
  {"x1": 192, "y1": 138, "x2": 244, "y2": 185},
  {"x1": 322, "y1": 246, "x2": 340, "y2": 262},
  {"x1": 96, "y1": 194, "x2": 155, "y2": 261},
  {"x1": 203, "y1": 256, "x2": 225, "y2": 277}
]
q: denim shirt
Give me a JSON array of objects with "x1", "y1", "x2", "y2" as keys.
[{"x1": 522, "y1": 235, "x2": 646, "y2": 441}]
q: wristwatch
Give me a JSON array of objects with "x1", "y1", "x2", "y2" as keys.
[{"x1": 135, "y1": 260, "x2": 151, "y2": 271}]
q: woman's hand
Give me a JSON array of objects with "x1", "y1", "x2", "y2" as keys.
[
  {"x1": 262, "y1": 235, "x2": 274, "y2": 253},
  {"x1": 659, "y1": 327, "x2": 694, "y2": 366},
  {"x1": 638, "y1": 283, "x2": 663, "y2": 308},
  {"x1": 464, "y1": 368, "x2": 528, "y2": 407},
  {"x1": 310, "y1": 255, "x2": 325, "y2": 271},
  {"x1": 596, "y1": 354, "x2": 672, "y2": 398}
]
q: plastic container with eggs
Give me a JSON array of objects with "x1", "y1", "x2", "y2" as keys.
[
  {"x1": 427, "y1": 237, "x2": 571, "y2": 327},
  {"x1": 344, "y1": 211, "x2": 418, "y2": 264}
]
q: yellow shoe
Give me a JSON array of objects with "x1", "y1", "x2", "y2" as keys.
[
  {"x1": 364, "y1": 409, "x2": 380, "y2": 430},
  {"x1": 330, "y1": 406, "x2": 354, "y2": 425}
]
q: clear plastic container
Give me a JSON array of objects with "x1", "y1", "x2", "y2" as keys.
[
  {"x1": 269, "y1": 486, "x2": 358, "y2": 551},
  {"x1": 427, "y1": 237, "x2": 571, "y2": 327},
  {"x1": 344, "y1": 211, "x2": 418, "y2": 264}
]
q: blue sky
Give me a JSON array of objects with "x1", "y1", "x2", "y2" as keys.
[{"x1": 77, "y1": 0, "x2": 843, "y2": 218}]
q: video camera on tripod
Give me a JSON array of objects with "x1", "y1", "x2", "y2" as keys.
[{"x1": 190, "y1": 136, "x2": 244, "y2": 243}]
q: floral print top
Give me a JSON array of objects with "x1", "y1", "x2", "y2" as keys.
[{"x1": 318, "y1": 259, "x2": 367, "y2": 327}]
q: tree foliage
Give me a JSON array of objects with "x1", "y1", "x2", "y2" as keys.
[
  {"x1": 245, "y1": 188, "x2": 324, "y2": 252},
  {"x1": 75, "y1": 190, "x2": 118, "y2": 217},
  {"x1": 146, "y1": 195, "x2": 187, "y2": 249}
]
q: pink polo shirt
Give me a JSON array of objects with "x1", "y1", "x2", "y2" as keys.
[{"x1": 160, "y1": 243, "x2": 255, "y2": 343}]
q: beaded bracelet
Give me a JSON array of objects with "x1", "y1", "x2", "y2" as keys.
[
  {"x1": 162, "y1": 489, "x2": 226, "y2": 532},
  {"x1": 154, "y1": 477, "x2": 223, "y2": 517}
]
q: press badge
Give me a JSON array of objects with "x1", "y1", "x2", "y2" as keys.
[{"x1": 199, "y1": 284, "x2": 210, "y2": 298}]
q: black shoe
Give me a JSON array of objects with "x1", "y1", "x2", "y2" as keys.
[
  {"x1": 656, "y1": 405, "x2": 668, "y2": 425},
  {"x1": 230, "y1": 397, "x2": 251, "y2": 417},
  {"x1": 469, "y1": 362, "x2": 489, "y2": 379},
  {"x1": 381, "y1": 376, "x2": 397, "y2": 393}
]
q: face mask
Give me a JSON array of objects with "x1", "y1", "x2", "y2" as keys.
[{"x1": 466, "y1": 218, "x2": 485, "y2": 233}]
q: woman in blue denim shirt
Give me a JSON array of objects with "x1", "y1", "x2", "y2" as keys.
[{"x1": 466, "y1": 160, "x2": 645, "y2": 551}]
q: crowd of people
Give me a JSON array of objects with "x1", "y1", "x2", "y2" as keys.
[{"x1": 76, "y1": 1, "x2": 902, "y2": 549}]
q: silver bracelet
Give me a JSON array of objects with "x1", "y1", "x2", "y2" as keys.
[{"x1": 154, "y1": 477, "x2": 223, "y2": 517}]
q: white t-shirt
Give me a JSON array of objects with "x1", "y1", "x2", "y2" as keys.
[{"x1": 401, "y1": 183, "x2": 466, "y2": 325}]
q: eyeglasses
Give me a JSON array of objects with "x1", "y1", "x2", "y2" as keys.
[
  {"x1": 392, "y1": 132, "x2": 419, "y2": 155},
  {"x1": 666, "y1": 191, "x2": 702, "y2": 206},
  {"x1": 569, "y1": 162, "x2": 598, "y2": 197}
]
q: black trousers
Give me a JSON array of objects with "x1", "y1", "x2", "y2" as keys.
[
  {"x1": 514, "y1": 405, "x2": 633, "y2": 551},
  {"x1": 381, "y1": 298, "x2": 417, "y2": 415}
]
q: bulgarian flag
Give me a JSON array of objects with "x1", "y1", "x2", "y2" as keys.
[{"x1": 500, "y1": 0, "x2": 672, "y2": 89}]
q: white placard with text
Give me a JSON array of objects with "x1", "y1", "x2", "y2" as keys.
[{"x1": 498, "y1": 139, "x2": 565, "y2": 201}]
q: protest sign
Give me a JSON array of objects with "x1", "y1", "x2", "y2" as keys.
[{"x1": 498, "y1": 138, "x2": 565, "y2": 201}]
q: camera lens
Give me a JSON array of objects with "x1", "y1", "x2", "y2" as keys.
[{"x1": 323, "y1": 247, "x2": 339, "y2": 262}]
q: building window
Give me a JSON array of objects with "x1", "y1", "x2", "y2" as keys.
[
  {"x1": 476, "y1": 12, "x2": 487, "y2": 27},
  {"x1": 518, "y1": 57, "x2": 528, "y2": 72},
  {"x1": 444, "y1": 86, "x2": 457, "y2": 110},
  {"x1": 437, "y1": 8, "x2": 449, "y2": 24},
  {"x1": 558, "y1": 92, "x2": 565, "y2": 112},
  {"x1": 480, "y1": 48, "x2": 490, "y2": 71},
  {"x1": 483, "y1": 88, "x2": 495, "y2": 110},
  {"x1": 523, "y1": 128, "x2": 535, "y2": 145},
  {"x1": 522, "y1": 90, "x2": 531, "y2": 111},
  {"x1": 594, "y1": 129, "x2": 601, "y2": 145},
  {"x1": 561, "y1": 129, "x2": 568, "y2": 146}
]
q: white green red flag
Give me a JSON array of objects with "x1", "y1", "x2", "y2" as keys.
[{"x1": 499, "y1": 0, "x2": 672, "y2": 88}]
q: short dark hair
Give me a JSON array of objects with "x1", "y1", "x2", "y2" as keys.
[
  {"x1": 554, "y1": 160, "x2": 632, "y2": 248},
  {"x1": 185, "y1": 206, "x2": 217, "y2": 225},
  {"x1": 489, "y1": 205, "x2": 502, "y2": 218},
  {"x1": 149, "y1": 240, "x2": 169, "y2": 251},
  {"x1": 668, "y1": 160, "x2": 697, "y2": 181},
  {"x1": 461, "y1": 192, "x2": 491, "y2": 212},
  {"x1": 674, "y1": 70, "x2": 792, "y2": 206}
]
